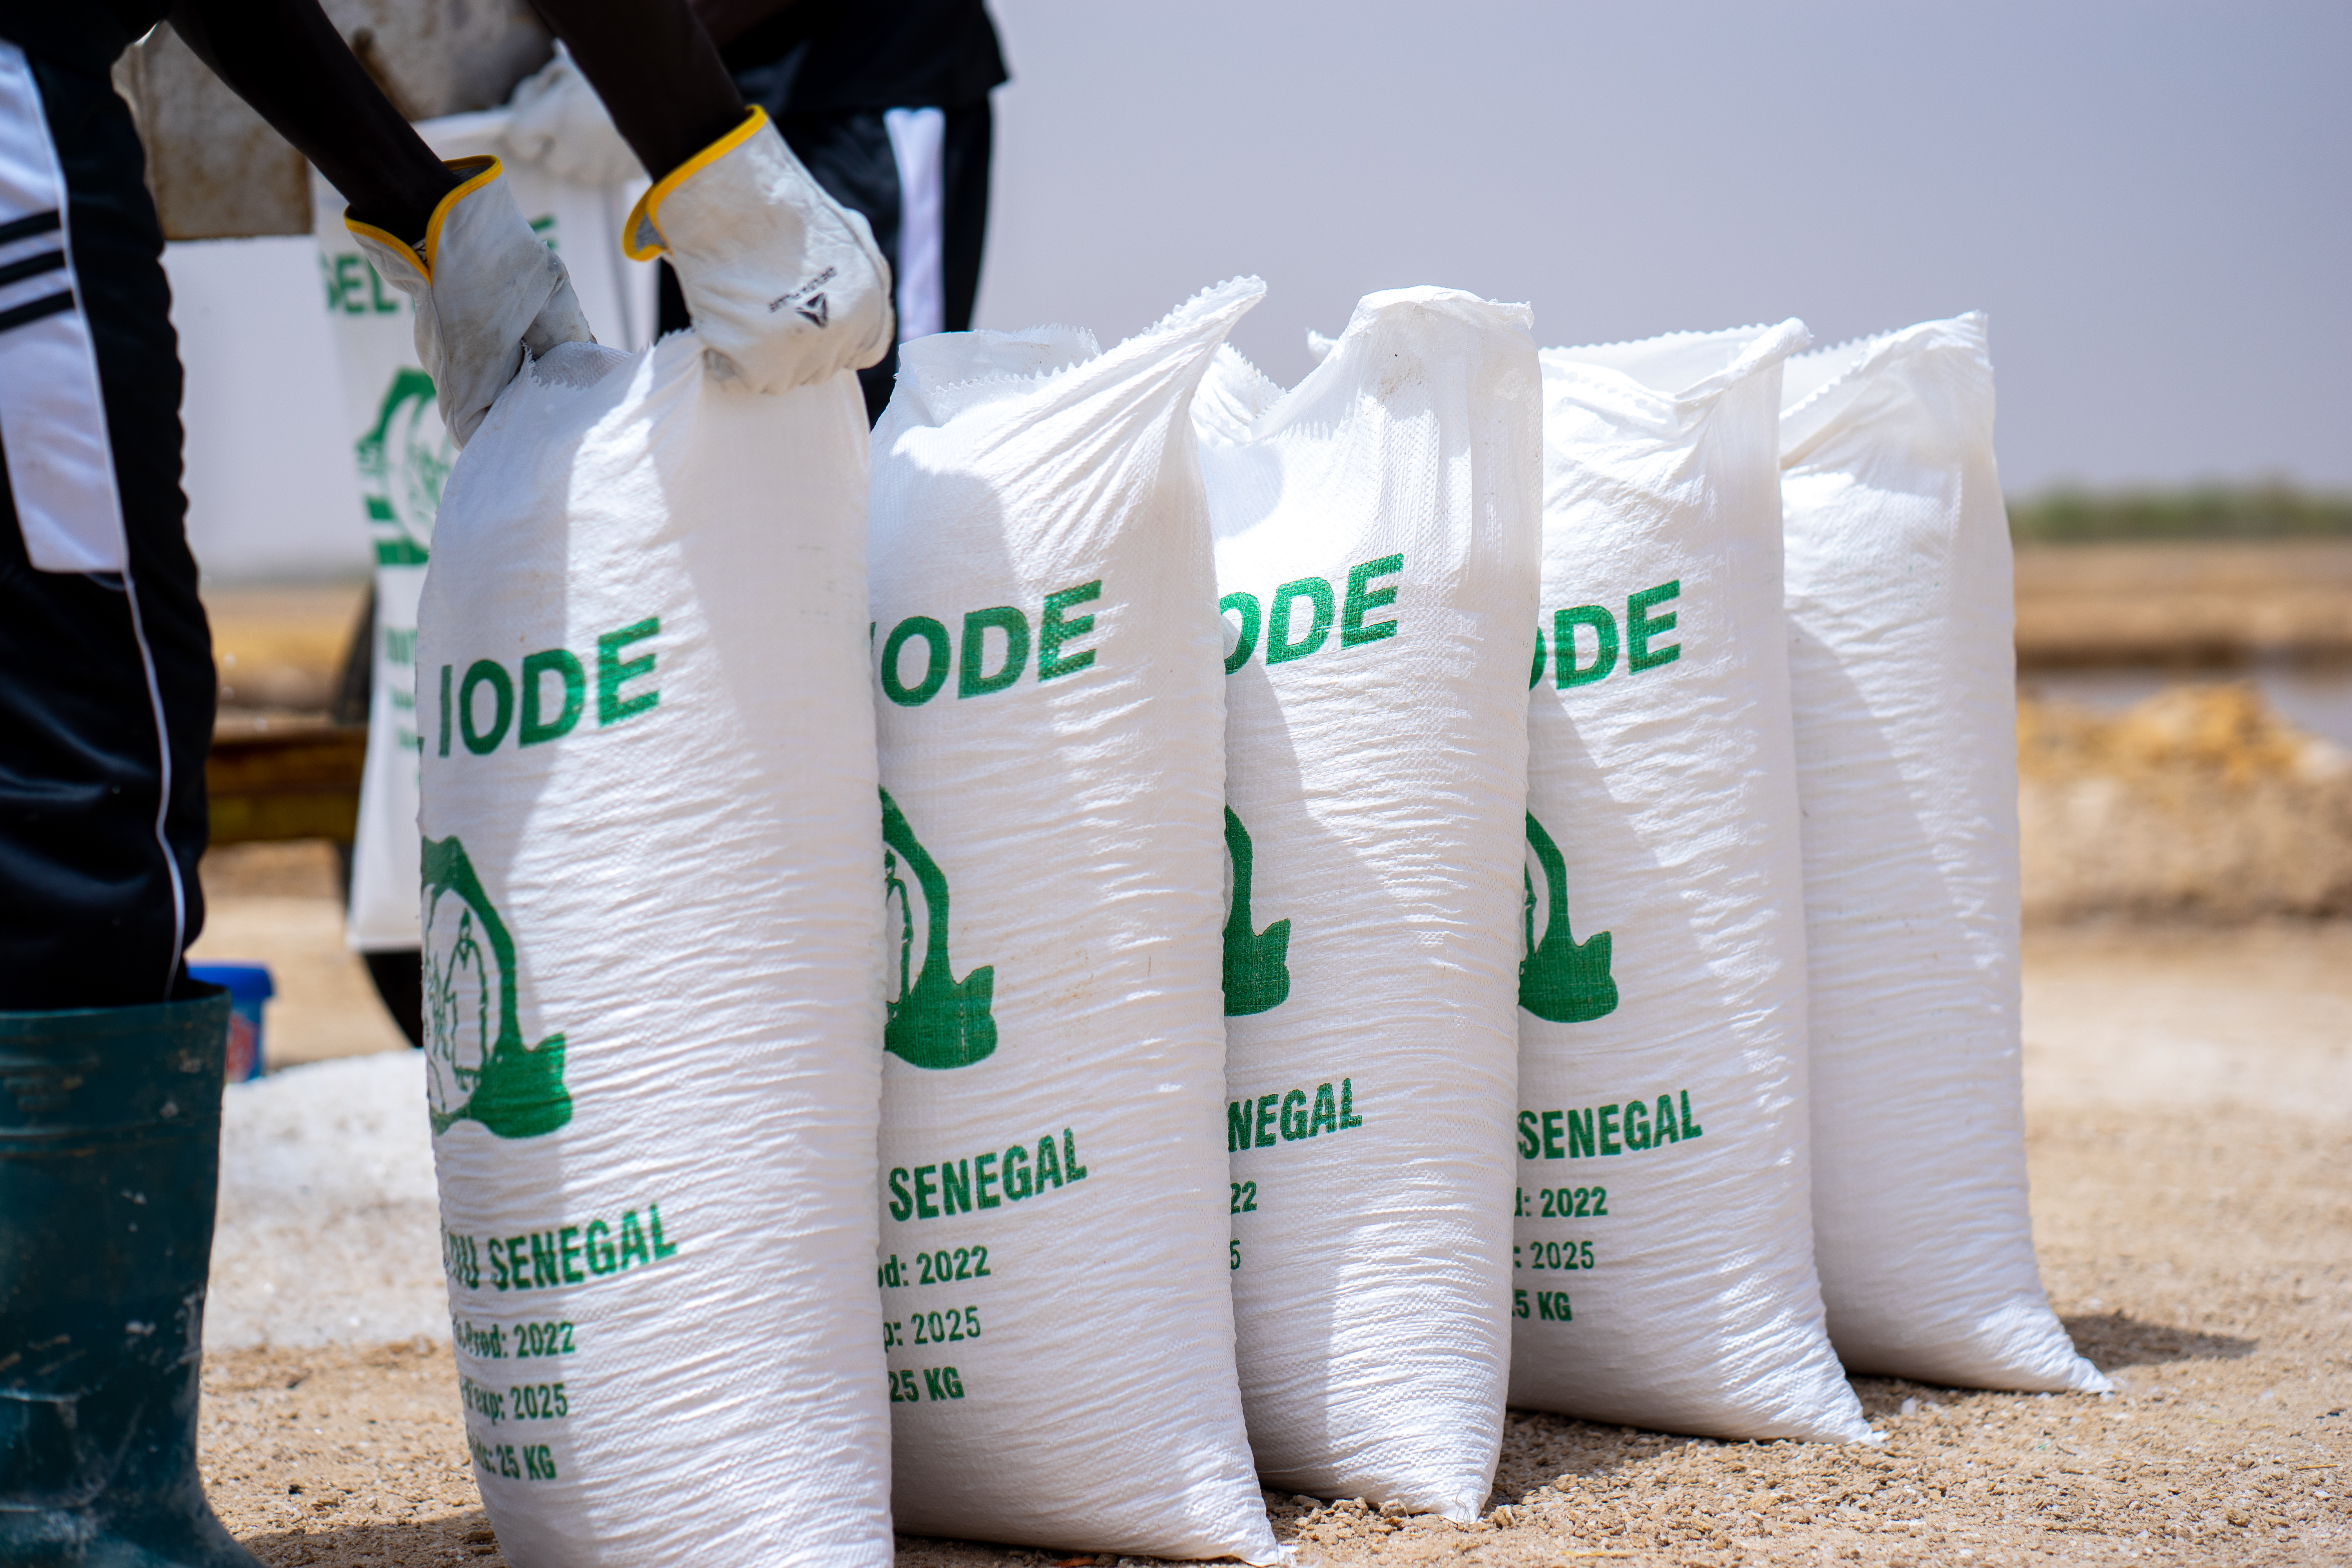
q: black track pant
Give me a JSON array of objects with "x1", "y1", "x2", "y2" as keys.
[
  {"x1": 0, "y1": 52, "x2": 209, "y2": 1009},
  {"x1": 658, "y1": 100, "x2": 993, "y2": 424}
]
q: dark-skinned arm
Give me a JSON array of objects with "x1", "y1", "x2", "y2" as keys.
[
  {"x1": 526, "y1": 0, "x2": 746, "y2": 179},
  {"x1": 167, "y1": 0, "x2": 456, "y2": 244},
  {"x1": 168, "y1": 0, "x2": 748, "y2": 244}
]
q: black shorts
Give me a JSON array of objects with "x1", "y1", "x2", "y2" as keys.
[{"x1": 0, "y1": 47, "x2": 210, "y2": 1009}]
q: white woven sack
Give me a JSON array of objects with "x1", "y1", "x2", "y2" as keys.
[
  {"x1": 1511, "y1": 321, "x2": 1869, "y2": 1443},
  {"x1": 1195, "y1": 287, "x2": 1541, "y2": 1519},
  {"x1": 1779, "y1": 313, "x2": 2107, "y2": 1394},
  {"x1": 866, "y1": 278, "x2": 1279, "y2": 1563},
  {"x1": 414, "y1": 335, "x2": 891, "y2": 1566},
  {"x1": 321, "y1": 109, "x2": 653, "y2": 955}
]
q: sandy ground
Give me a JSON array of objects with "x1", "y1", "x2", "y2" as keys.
[
  {"x1": 190, "y1": 843, "x2": 410, "y2": 1067},
  {"x1": 188, "y1": 914, "x2": 2351, "y2": 1567}
]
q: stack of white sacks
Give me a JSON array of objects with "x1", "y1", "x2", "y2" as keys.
[{"x1": 398, "y1": 114, "x2": 2100, "y2": 1566}]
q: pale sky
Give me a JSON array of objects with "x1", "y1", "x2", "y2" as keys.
[{"x1": 976, "y1": 0, "x2": 2351, "y2": 494}]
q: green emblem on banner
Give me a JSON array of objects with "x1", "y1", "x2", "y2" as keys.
[
  {"x1": 421, "y1": 835, "x2": 572, "y2": 1138},
  {"x1": 357, "y1": 366, "x2": 448, "y2": 567}
]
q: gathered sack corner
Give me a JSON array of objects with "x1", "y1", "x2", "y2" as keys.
[
  {"x1": 866, "y1": 276, "x2": 1284, "y2": 1565},
  {"x1": 1781, "y1": 312, "x2": 2109, "y2": 1397},
  {"x1": 1512, "y1": 319, "x2": 1873, "y2": 1445},
  {"x1": 1197, "y1": 285, "x2": 1545, "y2": 1514},
  {"x1": 414, "y1": 330, "x2": 895, "y2": 1567}
]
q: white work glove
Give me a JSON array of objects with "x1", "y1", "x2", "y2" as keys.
[
  {"x1": 623, "y1": 107, "x2": 892, "y2": 394},
  {"x1": 347, "y1": 158, "x2": 594, "y2": 447},
  {"x1": 499, "y1": 43, "x2": 644, "y2": 188}
]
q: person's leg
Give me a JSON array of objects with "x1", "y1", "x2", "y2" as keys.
[
  {"x1": 0, "y1": 54, "x2": 210, "y2": 1011},
  {"x1": 882, "y1": 107, "x2": 944, "y2": 341},
  {"x1": 938, "y1": 97, "x2": 992, "y2": 335},
  {"x1": 0, "y1": 51, "x2": 257, "y2": 1568}
]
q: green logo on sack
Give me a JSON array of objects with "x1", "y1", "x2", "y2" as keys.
[
  {"x1": 881, "y1": 789, "x2": 998, "y2": 1070},
  {"x1": 1222, "y1": 806, "x2": 1291, "y2": 1016},
  {"x1": 422, "y1": 835, "x2": 572, "y2": 1138},
  {"x1": 358, "y1": 366, "x2": 449, "y2": 568},
  {"x1": 1519, "y1": 811, "x2": 1618, "y2": 1022}
]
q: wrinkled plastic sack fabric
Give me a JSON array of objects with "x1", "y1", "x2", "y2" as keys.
[
  {"x1": 865, "y1": 278, "x2": 1279, "y2": 1563},
  {"x1": 1195, "y1": 287, "x2": 1542, "y2": 1519},
  {"x1": 1511, "y1": 321, "x2": 1871, "y2": 1444},
  {"x1": 1780, "y1": 313, "x2": 2107, "y2": 1394},
  {"x1": 501, "y1": 44, "x2": 646, "y2": 188},
  {"x1": 413, "y1": 332, "x2": 891, "y2": 1561}
]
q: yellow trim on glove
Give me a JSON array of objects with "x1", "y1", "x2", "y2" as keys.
[
  {"x1": 622, "y1": 105, "x2": 768, "y2": 261},
  {"x1": 424, "y1": 157, "x2": 501, "y2": 271},
  {"x1": 342, "y1": 156, "x2": 503, "y2": 284}
]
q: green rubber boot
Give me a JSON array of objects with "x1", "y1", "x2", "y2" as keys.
[{"x1": 0, "y1": 987, "x2": 262, "y2": 1567}]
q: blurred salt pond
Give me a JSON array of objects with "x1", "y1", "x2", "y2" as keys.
[{"x1": 2023, "y1": 663, "x2": 2352, "y2": 747}]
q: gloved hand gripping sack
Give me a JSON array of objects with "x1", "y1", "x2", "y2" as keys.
[
  {"x1": 1194, "y1": 289, "x2": 1542, "y2": 1519},
  {"x1": 347, "y1": 157, "x2": 593, "y2": 448},
  {"x1": 866, "y1": 278, "x2": 1279, "y2": 1564},
  {"x1": 413, "y1": 109, "x2": 896, "y2": 1568},
  {"x1": 1512, "y1": 321, "x2": 1871, "y2": 1444},
  {"x1": 1779, "y1": 314, "x2": 2108, "y2": 1394}
]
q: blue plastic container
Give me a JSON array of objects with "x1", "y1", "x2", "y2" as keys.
[{"x1": 188, "y1": 963, "x2": 274, "y2": 1080}]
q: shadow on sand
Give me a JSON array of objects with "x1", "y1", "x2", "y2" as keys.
[
  {"x1": 2063, "y1": 1310, "x2": 2257, "y2": 1370},
  {"x1": 240, "y1": 1508, "x2": 503, "y2": 1566}
]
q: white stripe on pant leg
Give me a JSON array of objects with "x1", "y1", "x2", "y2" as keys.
[
  {"x1": 883, "y1": 107, "x2": 946, "y2": 341},
  {"x1": 120, "y1": 564, "x2": 189, "y2": 999},
  {"x1": 0, "y1": 42, "x2": 127, "y2": 573},
  {"x1": 66, "y1": 566, "x2": 189, "y2": 1001}
]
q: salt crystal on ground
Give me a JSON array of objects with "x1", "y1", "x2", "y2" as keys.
[{"x1": 205, "y1": 1050, "x2": 444, "y2": 1349}]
